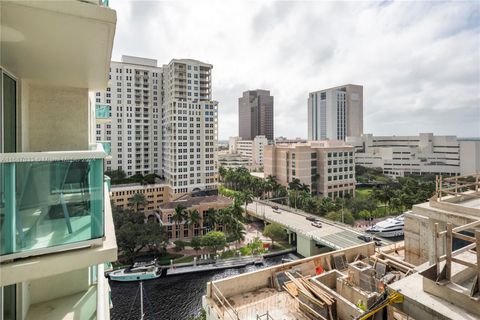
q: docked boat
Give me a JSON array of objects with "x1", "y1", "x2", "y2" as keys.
[
  {"x1": 366, "y1": 215, "x2": 404, "y2": 238},
  {"x1": 109, "y1": 264, "x2": 162, "y2": 282}
]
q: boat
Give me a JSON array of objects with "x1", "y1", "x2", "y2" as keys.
[
  {"x1": 366, "y1": 215, "x2": 404, "y2": 238},
  {"x1": 109, "y1": 264, "x2": 162, "y2": 282}
]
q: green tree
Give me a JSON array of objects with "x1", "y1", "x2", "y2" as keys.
[
  {"x1": 326, "y1": 209, "x2": 355, "y2": 225},
  {"x1": 205, "y1": 208, "x2": 218, "y2": 231},
  {"x1": 219, "y1": 166, "x2": 227, "y2": 182},
  {"x1": 217, "y1": 207, "x2": 235, "y2": 234},
  {"x1": 186, "y1": 209, "x2": 201, "y2": 235},
  {"x1": 105, "y1": 168, "x2": 127, "y2": 184},
  {"x1": 128, "y1": 192, "x2": 147, "y2": 212},
  {"x1": 173, "y1": 240, "x2": 186, "y2": 252},
  {"x1": 191, "y1": 237, "x2": 202, "y2": 255},
  {"x1": 201, "y1": 231, "x2": 227, "y2": 254},
  {"x1": 263, "y1": 223, "x2": 286, "y2": 249},
  {"x1": 172, "y1": 205, "x2": 186, "y2": 239},
  {"x1": 241, "y1": 191, "x2": 254, "y2": 211},
  {"x1": 230, "y1": 220, "x2": 246, "y2": 248}
]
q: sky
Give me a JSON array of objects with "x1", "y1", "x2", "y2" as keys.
[{"x1": 110, "y1": 0, "x2": 480, "y2": 140}]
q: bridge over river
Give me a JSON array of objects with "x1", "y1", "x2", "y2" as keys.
[{"x1": 246, "y1": 200, "x2": 391, "y2": 257}]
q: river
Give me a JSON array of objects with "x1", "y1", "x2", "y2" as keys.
[{"x1": 109, "y1": 252, "x2": 301, "y2": 320}]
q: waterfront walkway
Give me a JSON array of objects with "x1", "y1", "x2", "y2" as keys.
[{"x1": 165, "y1": 256, "x2": 264, "y2": 276}]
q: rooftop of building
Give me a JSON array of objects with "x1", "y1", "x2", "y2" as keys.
[
  {"x1": 309, "y1": 83, "x2": 363, "y2": 94},
  {"x1": 159, "y1": 193, "x2": 232, "y2": 211},
  {"x1": 112, "y1": 55, "x2": 159, "y2": 68},
  {"x1": 268, "y1": 140, "x2": 353, "y2": 150},
  {"x1": 166, "y1": 58, "x2": 213, "y2": 68},
  {"x1": 111, "y1": 181, "x2": 169, "y2": 191}
]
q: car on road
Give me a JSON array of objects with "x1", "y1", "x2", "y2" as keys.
[
  {"x1": 306, "y1": 216, "x2": 316, "y2": 221},
  {"x1": 271, "y1": 205, "x2": 281, "y2": 213},
  {"x1": 357, "y1": 235, "x2": 373, "y2": 242},
  {"x1": 311, "y1": 222, "x2": 322, "y2": 228}
]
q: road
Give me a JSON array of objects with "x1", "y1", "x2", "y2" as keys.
[{"x1": 246, "y1": 200, "x2": 389, "y2": 249}]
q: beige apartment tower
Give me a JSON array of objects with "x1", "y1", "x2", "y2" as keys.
[
  {"x1": 162, "y1": 59, "x2": 218, "y2": 196},
  {"x1": 308, "y1": 84, "x2": 363, "y2": 141},
  {"x1": 264, "y1": 141, "x2": 356, "y2": 198}
]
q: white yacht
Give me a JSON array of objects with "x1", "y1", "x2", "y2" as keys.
[{"x1": 366, "y1": 215, "x2": 405, "y2": 238}]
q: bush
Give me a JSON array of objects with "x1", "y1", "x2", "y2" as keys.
[{"x1": 173, "y1": 240, "x2": 186, "y2": 252}]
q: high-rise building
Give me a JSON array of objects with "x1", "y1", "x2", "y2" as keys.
[
  {"x1": 95, "y1": 56, "x2": 163, "y2": 177},
  {"x1": 162, "y1": 59, "x2": 218, "y2": 196},
  {"x1": 308, "y1": 84, "x2": 363, "y2": 141},
  {"x1": 1, "y1": 1, "x2": 117, "y2": 318},
  {"x1": 229, "y1": 135, "x2": 268, "y2": 166},
  {"x1": 238, "y1": 89, "x2": 274, "y2": 140},
  {"x1": 264, "y1": 141, "x2": 356, "y2": 198}
]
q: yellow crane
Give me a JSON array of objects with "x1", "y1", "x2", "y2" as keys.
[{"x1": 356, "y1": 290, "x2": 404, "y2": 320}]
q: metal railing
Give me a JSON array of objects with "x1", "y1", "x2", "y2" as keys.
[{"x1": 211, "y1": 283, "x2": 239, "y2": 320}]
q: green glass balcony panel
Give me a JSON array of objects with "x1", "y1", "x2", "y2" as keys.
[
  {"x1": 0, "y1": 158, "x2": 104, "y2": 256},
  {"x1": 104, "y1": 175, "x2": 111, "y2": 192},
  {"x1": 100, "y1": 141, "x2": 111, "y2": 156},
  {"x1": 95, "y1": 104, "x2": 111, "y2": 120}
]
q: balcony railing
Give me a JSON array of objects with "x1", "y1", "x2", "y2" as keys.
[
  {"x1": 95, "y1": 103, "x2": 111, "y2": 123},
  {"x1": 0, "y1": 145, "x2": 106, "y2": 260},
  {"x1": 99, "y1": 141, "x2": 112, "y2": 156}
]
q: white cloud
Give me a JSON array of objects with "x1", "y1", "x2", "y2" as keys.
[{"x1": 110, "y1": 0, "x2": 480, "y2": 139}]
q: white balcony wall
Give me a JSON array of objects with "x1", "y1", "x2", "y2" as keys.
[{"x1": 20, "y1": 82, "x2": 89, "y2": 152}]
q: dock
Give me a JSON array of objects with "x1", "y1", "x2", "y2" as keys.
[{"x1": 165, "y1": 256, "x2": 264, "y2": 276}]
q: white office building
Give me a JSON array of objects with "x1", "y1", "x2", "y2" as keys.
[
  {"x1": 228, "y1": 135, "x2": 268, "y2": 166},
  {"x1": 95, "y1": 55, "x2": 163, "y2": 176},
  {"x1": 308, "y1": 84, "x2": 363, "y2": 141},
  {"x1": 346, "y1": 133, "x2": 480, "y2": 177},
  {"x1": 162, "y1": 59, "x2": 218, "y2": 196}
]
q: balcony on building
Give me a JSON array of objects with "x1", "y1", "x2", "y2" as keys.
[
  {"x1": 95, "y1": 103, "x2": 111, "y2": 123},
  {"x1": 99, "y1": 141, "x2": 112, "y2": 157},
  {"x1": 0, "y1": 1, "x2": 117, "y2": 319},
  {"x1": 0, "y1": 145, "x2": 108, "y2": 260}
]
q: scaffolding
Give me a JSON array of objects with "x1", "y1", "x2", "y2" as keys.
[
  {"x1": 434, "y1": 173, "x2": 480, "y2": 202},
  {"x1": 433, "y1": 221, "x2": 480, "y2": 296}
]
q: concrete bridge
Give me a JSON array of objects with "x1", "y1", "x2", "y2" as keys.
[{"x1": 246, "y1": 200, "x2": 377, "y2": 257}]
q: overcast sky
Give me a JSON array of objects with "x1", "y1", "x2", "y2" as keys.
[{"x1": 110, "y1": 0, "x2": 480, "y2": 140}]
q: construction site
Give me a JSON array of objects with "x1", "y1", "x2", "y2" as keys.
[{"x1": 203, "y1": 174, "x2": 480, "y2": 319}]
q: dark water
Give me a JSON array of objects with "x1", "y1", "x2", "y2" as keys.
[{"x1": 110, "y1": 253, "x2": 300, "y2": 320}]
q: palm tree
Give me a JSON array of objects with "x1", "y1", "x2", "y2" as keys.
[
  {"x1": 205, "y1": 208, "x2": 218, "y2": 231},
  {"x1": 230, "y1": 220, "x2": 246, "y2": 248},
  {"x1": 186, "y1": 209, "x2": 201, "y2": 236},
  {"x1": 231, "y1": 198, "x2": 244, "y2": 220},
  {"x1": 128, "y1": 193, "x2": 147, "y2": 212},
  {"x1": 288, "y1": 178, "x2": 302, "y2": 191},
  {"x1": 217, "y1": 207, "x2": 235, "y2": 233},
  {"x1": 219, "y1": 166, "x2": 227, "y2": 182},
  {"x1": 172, "y1": 205, "x2": 186, "y2": 239},
  {"x1": 241, "y1": 191, "x2": 254, "y2": 213}
]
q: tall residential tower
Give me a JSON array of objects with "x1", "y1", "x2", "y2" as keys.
[
  {"x1": 238, "y1": 89, "x2": 274, "y2": 140},
  {"x1": 162, "y1": 59, "x2": 218, "y2": 196},
  {"x1": 308, "y1": 84, "x2": 363, "y2": 141},
  {"x1": 95, "y1": 55, "x2": 163, "y2": 176}
]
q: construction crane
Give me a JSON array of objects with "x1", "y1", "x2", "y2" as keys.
[{"x1": 356, "y1": 290, "x2": 404, "y2": 320}]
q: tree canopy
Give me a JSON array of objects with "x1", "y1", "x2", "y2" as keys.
[
  {"x1": 263, "y1": 223, "x2": 286, "y2": 248},
  {"x1": 201, "y1": 231, "x2": 227, "y2": 253}
]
